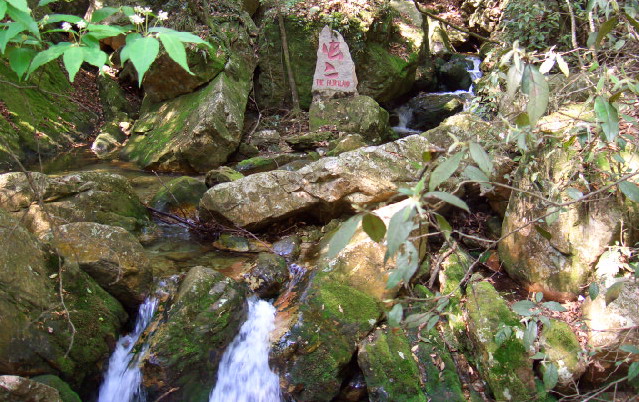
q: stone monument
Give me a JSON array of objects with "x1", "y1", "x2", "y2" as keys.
[{"x1": 312, "y1": 25, "x2": 358, "y2": 97}]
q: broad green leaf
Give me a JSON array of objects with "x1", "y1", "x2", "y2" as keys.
[
  {"x1": 0, "y1": 1, "x2": 6, "y2": 20},
  {"x1": 523, "y1": 320, "x2": 538, "y2": 351},
  {"x1": 82, "y1": 46, "x2": 107, "y2": 68},
  {"x1": 515, "y1": 112, "x2": 530, "y2": 127},
  {"x1": 405, "y1": 312, "x2": 432, "y2": 328},
  {"x1": 326, "y1": 214, "x2": 362, "y2": 259},
  {"x1": 159, "y1": 32, "x2": 192, "y2": 74},
  {"x1": 535, "y1": 292, "x2": 543, "y2": 303},
  {"x1": 6, "y1": 0, "x2": 29, "y2": 13},
  {"x1": 629, "y1": 362, "x2": 639, "y2": 381},
  {"x1": 38, "y1": 0, "x2": 58, "y2": 5},
  {"x1": 127, "y1": 36, "x2": 160, "y2": 86},
  {"x1": 6, "y1": 5, "x2": 39, "y2": 39},
  {"x1": 119, "y1": 33, "x2": 141, "y2": 64},
  {"x1": 429, "y1": 151, "x2": 464, "y2": 192},
  {"x1": 619, "y1": 181, "x2": 639, "y2": 203},
  {"x1": 27, "y1": 42, "x2": 72, "y2": 77},
  {"x1": 556, "y1": 54, "x2": 569, "y2": 77},
  {"x1": 531, "y1": 352, "x2": 547, "y2": 360},
  {"x1": 539, "y1": 56, "x2": 555, "y2": 74},
  {"x1": 605, "y1": 281, "x2": 626, "y2": 306},
  {"x1": 463, "y1": 165, "x2": 491, "y2": 190},
  {"x1": 86, "y1": 23, "x2": 127, "y2": 38},
  {"x1": 535, "y1": 225, "x2": 553, "y2": 240},
  {"x1": 385, "y1": 205, "x2": 416, "y2": 262},
  {"x1": 0, "y1": 22, "x2": 26, "y2": 54},
  {"x1": 543, "y1": 362, "x2": 559, "y2": 390},
  {"x1": 595, "y1": 16, "x2": 619, "y2": 49},
  {"x1": 625, "y1": 11, "x2": 639, "y2": 32},
  {"x1": 426, "y1": 315, "x2": 439, "y2": 331},
  {"x1": 542, "y1": 301, "x2": 567, "y2": 312},
  {"x1": 589, "y1": 282, "x2": 599, "y2": 300},
  {"x1": 435, "y1": 214, "x2": 452, "y2": 241},
  {"x1": 495, "y1": 325, "x2": 512, "y2": 346},
  {"x1": 8, "y1": 46, "x2": 35, "y2": 79},
  {"x1": 426, "y1": 191, "x2": 470, "y2": 212},
  {"x1": 386, "y1": 269, "x2": 403, "y2": 289},
  {"x1": 91, "y1": 7, "x2": 119, "y2": 23},
  {"x1": 566, "y1": 187, "x2": 583, "y2": 200},
  {"x1": 62, "y1": 46, "x2": 84, "y2": 82},
  {"x1": 586, "y1": 0, "x2": 597, "y2": 12},
  {"x1": 620, "y1": 344, "x2": 639, "y2": 354},
  {"x1": 388, "y1": 304, "x2": 403, "y2": 327},
  {"x1": 120, "y1": 6, "x2": 134, "y2": 16},
  {"x1": 594, "y1": 96, "x2": 619, "y2": 142},
  {"x1": 526, "y1": 65, "x2": 549, "y2": 125},
  {"x1": 545, "y1": 208, "x2": 559, "y2": 226},
  {"x1": 469, "y1": 142, "x2": 494, "y2": 175},
  {"x1": 521, "y1": 64, "x2": 531, "y2": 94},
  {"x1": 422, "y1": 151, "x2": 431, "y2": 163},
  {"x1": 397, "y1": 242, "x2": 419, "y2": 283},
  {"x1": 151, "y1": 29, "x2": 211, "y2": 47},
  {"x1": 43, "y1": 14, "x2": 82, "y2": 24},
  {"x1": 512, "y1": 300, "x2": 536, "y2": 316},
  {"x1": 506, "y1": 61, "x2": 524, "y2": 98},
  {"x1": 362, "y1": 213, "x2": 386, "y2": 243}
]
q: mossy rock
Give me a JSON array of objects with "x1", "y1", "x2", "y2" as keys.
[
  {"x1": 327, "y1": 134, "x2": 367, "y2": 156},
  {"x1": 97, "y1": 75, "x2": 138, "y2": 121},
  {"x1": 465, "y1": 281, "x2": 536, "y2": 401},
  {"x1": 244, "y1": 252, "x2": 289, "y2": 298},
  {"x1": 141, "y1": 266, "x2": 248, "y2": 402},
  {"x1": 285, "y1": 131, "x2": 336, "y2": 151},
  {"x1": 0, "y1": 376, "x2": 62, "y2": 401},
  {"x1": 539, "y1": 320, "x2": 586, "y2": 390},
  {"x1": 358, "y1": 327, "x2": 427, "y2": 401},
  {"x1": 150, "y1": 176, "x2": 207, "y2": 214},
  {"x1": 31, "y1": 375, "x2": 81, "y2": 402},
  {"x1": 205, "y1": 166, "x2": 244, "y2": 188},
  {"x1": 234, "y1": 153, "x2": 307, "y2": 175}
]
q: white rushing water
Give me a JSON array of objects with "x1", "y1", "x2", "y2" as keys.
[
  {"x1": 209, "y1": 297, "x2": 281, "y2": 402},
  {"x1": 97, "y1": 284, "x2": 166, "y2": 402}
]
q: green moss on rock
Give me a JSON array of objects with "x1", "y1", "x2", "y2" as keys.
[
  {"x1": 150, "y1": 176, "x2": 207, "y2": 214},
  {"x1": 32, "y1": 375, "x2": 81, "y2": 402}
]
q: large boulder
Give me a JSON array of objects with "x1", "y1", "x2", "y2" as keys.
[
  {"x1": 141, "y1": 266, "x2": 248, "y2": 402},
  {"x1": 0, "y1": 171, "x2": 151, "y2": 237},
  {"x1": 465, "y1": 281, "x2": 536, "y2": 400},
  {"x1": 49, "y1": 222, "x2": 153, "y2": 310},
  {"x1": 149, "y1": 176, "x2": 207, "y2": 214},
  {"x1": 0, "y1": 376, "x2": 62, "y2": 402},
  {"x1": 0, "y1": 210, "x2": 127, "y2": 388},
  {"x1": 406, "y1": 93, "x2": 465, "y2": 131},
  {"x1": 309, "y1": 96, "x2": 391, "y2": 144},
  {"x1": 0, "y1": 62, "x2": 95, "y2": 171},
  {"x1": 539, "y1": 320, "x2": 586, "y2": 390},
  {"x1": 199, "y1": 134, "x2": 434, "y2": 229}
]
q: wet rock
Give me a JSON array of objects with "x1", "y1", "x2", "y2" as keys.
[
  {"x1": 438, "y1": 56, "x2": 473, "y2": 91},
  {"x1": 141, "y1": 266, "x2": 247, "y2": 402},
  {"x1": 211, "y1": 234, "x2": 271, "y2": 253},
  {"x1": 49, "y1": 222, "x2": 152, "y2": 309},
  {"x1": 335, "y1": 371, "x2": 368, "y2": 401},
  {"x1": 358, "y1": 327, "x2": 427, "y2": 401},
  {"x1": 309, "y1": 96, "x2": 391, "y2": 144},
  {"x1": 0, "y1": 209, "x2": 127, "y2": 388},
  {"x1": 285, "y1": 131, "x2": 335, "y2": 151},
  {"x1": 199, "y1": 135, "x2": 435, "y2": 229},
  {"x1": 205, "y1": 166, "x2": 244, "y2": 188},
  {"x1": 539, "y1": 320, "x2": 586, "y2": 391},
  {"x1": 233, "y1": 153, "x2": 307, "y2": 175},
  {"x1": 150, "y1": 176, "x2": 207, "y2": 215},
  {"x1": 0, "y1": 376, "x2": 61, "y2": 402},
  {"x1": 327, "y1": 134, "x2": 367, "y2": 156},
  {"x1": 97, "y1": 75, "x2": 138, "y2": 121},
  {"x1": 407, "y1": 93, "x2": 464, "y2": 131},
  {"x1": 466, "y1": 281, "x2": 536, "y2": 400},
  {"x1": 244, "y1": 253, "x2": 289, "y2": 298},
  {"x1": 272, "y1": 235, "x2": 302, "y2": 260},
  {"x1": 31, "y1": 375, "x2": 80, "y2": 402},
  {"x1": 248, "y1": 129, "x2": 281, "y2": 150}
]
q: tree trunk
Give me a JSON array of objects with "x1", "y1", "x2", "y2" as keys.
[{"x1": 277, "y1": 8, "x2": 301, "y2": 112}]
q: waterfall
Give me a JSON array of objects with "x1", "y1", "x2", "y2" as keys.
[
  {"x1": 98, "y1": 278, "x2": 175, "y2": 402},
  {"x1": 209, "y1": 297, "x2": 281, "y2": 402}
]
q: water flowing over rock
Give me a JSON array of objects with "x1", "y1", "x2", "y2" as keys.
[
  {"x1": 209, "y1": 298, "x2": 281, "y2": 402},
  {"x1": 199, "y1": 134, "x2": 435, "y2": 229},
  {"x1": 0, "y1": 171, "x2": 151, "y2": 238}
]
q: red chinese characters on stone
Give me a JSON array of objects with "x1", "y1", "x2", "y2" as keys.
[{"x1": 322, "y1": 41, "x2": 344, "y2": 78}]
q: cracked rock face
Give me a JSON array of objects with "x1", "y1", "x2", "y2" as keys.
[{"x1": 198, "y1": 134, "x2": 434, "y2": 229}]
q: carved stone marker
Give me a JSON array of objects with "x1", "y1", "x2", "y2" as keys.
[{"x1": 312, "y1": 25, "x2": 358, "y2": 97}]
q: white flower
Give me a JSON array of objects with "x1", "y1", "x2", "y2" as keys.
[
  {"x1": 41, "y1": 14, "x2": 50, "y2": 23},
  {"x1": 134, "y1": 6, "x2": 144, "y2": 13},
  {"x1": 157, "y1": 10, "x2": 168, "y2": 21},
  {"x1": 76, "y1": 20, "x2": 87, "y2": 29},
  {"x1": 61, "y1": 22, "x2": 72, "y2": 31},
  {"x1": 129, "y1": 14, "x2": 145, "y2": 24},
  {"x1": 143, "y1": 7, "x2": 152, "y2": 14}
]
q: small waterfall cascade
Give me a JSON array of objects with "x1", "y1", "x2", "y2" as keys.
[
  {"x1": 98, "y1": 279, "x2": 175, "y2": 402},
  {"x1": 466, "y1": 55, "x2": 482, "y2": 95},
  {"x1": 209, "y1": 297, "x2": 282, "y2": 402}
]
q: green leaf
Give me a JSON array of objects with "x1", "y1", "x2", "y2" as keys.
[
  {"x1": 526, "y1": 65, "x2": 549, "y2": 125},
  {"x1": 625, "y1": 11, "x2": 639, "y2": 32},
  {"x1": 531, "y1": 352, "x2": 547, "y2": 360},
  {"x1": 545, "y1": 208, "x2": 559, "y2": 226},
  {"x1": 506, "y1": 61, "x2": 524, "y2": 98},
  {"x1": 386, "y1": 269, "x2": 403, "y2": 289},
  {"x1": 82, "y1": 46, "x2": 107, "y2": 68},
  {"x1": 524, "y1": 320, "x2": 538, "y2": 351},
  {"x1": 620, "y1": 344, "x2": 639, "y2": 354},
  {"x1": 119, "y1": 32, "x2": 140, "y2": 64},
  {"x1": 405, "y1": 312, "x2": 432, "y2": 328},
  {"x1": 535, "y1": 225, "x2": 553, "y2": 240},
  {"x1": 422, "y1": 151, "x2": 431, "y2": 163},
  {"x1": 62, "y1": 46, "x2": 84, "y2": 82},
  {"x1": 435, "y1": 214, "x2": 452, "y2": 241},
  {"x1": 594, "y1": 96, "x2": 619, "y2": 142},
  {"x1": 6, "y1": 0, "x2": 29, "y2": 13},
  {"x1": 566, "y1": 187, "x2": 583, "y2": 200},
  {"x1": 8, "y1": 46, "x2": 35, "y2": 79},
  {"x1": 0, "y1": 22, "x2": 26, "y2": 54},
  {"x1": 362, "y1": 213, "x2": 386, "y2": 243},
  {"x1": 326, "y1": 214, "x2": 362, "y2": 259},
  {"x1": 27, "y1": 42, "x2": 72, "y2": 77},
  {"x1": 463, "y1": 166, "x2": 492, "y2": 191},
  {"x1": 495, "y1": 325, "x2": 512, "y2": 346},
  {"x1": 0, "y1": 1, "x2": 7, "y2": 20},
  {"x1": 521, "y1": 64, "x2": 531, "y2": 94},
  {"x1": 388, "y1": 303, "x2": 403, "y2": 327},
  {"x1": 515, "y1": 112, "x2": 530, "y2": 127},
  {"x1": 555, "y1": 54, "x2": 569, "y2": 77},
  {"x1": 429, "y1": 151, "x2": 464, "y2": 192},
  {"x1": 426, "y1": 315, "x2": 439, "y2": 331},
  {"x1": 38, "y1": 0, "x2": 58, "y2": 5},
  {"x1": 91, "y1": 7, "x2": 119, "y2": 23},
  {"x1": 589, "y1": 282, "x2": 599, "y2": 301},
  {"x1": 150, "y1": 29, "x2": 211, "y2": 47},
  {"x1": 619, "y1": 181, "x2": 639, "y2": 203},
  {"x1": 629, "y1": 362, "x2": 639, "y2": 381},
  {"x1": 385, "y1": 205, "x2": 416, "y2": 262},
  {"x1": 512, "y1": 300, "x2": 536, "y2": 316},
  {"x1": 543, "y1": 362, "x2": 559, "y2": 390},
  {"x1": 426, "y1": 191, "x2": 470, "y2": 212},
  {"x1": 159, "y1": 32, "x2": 192, "y2": 74},
  {"x1": 535, "y1": 292, "x2": 543, "y2": 303},
  {"x1": 85, "y1": 23, "x2": 127, "y2": 39},
  {"x1": 43, "y1": 14, "x2": 82, "y2": 24},
  {"x1": 542, "y1": 301, "x2": 567, "y2": 312},
  {"x1": 398, "y1": 242, "x2": 419, "y2": 283},
  {"x1": 595, "y1": 16, "x2": 619, "y2": 49},
  {"x1": 469, "y1": 142, "x2": 494, "y2": 175},
  {"x1": 126, "y1": 36, "x2": 160, "y2": 86},
  {"x1": 6, "y1": 5, "x2": 39, "y2": 39},
  {"x1": 605, "y1": 281, "x2": 626, "y2": 306}
]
